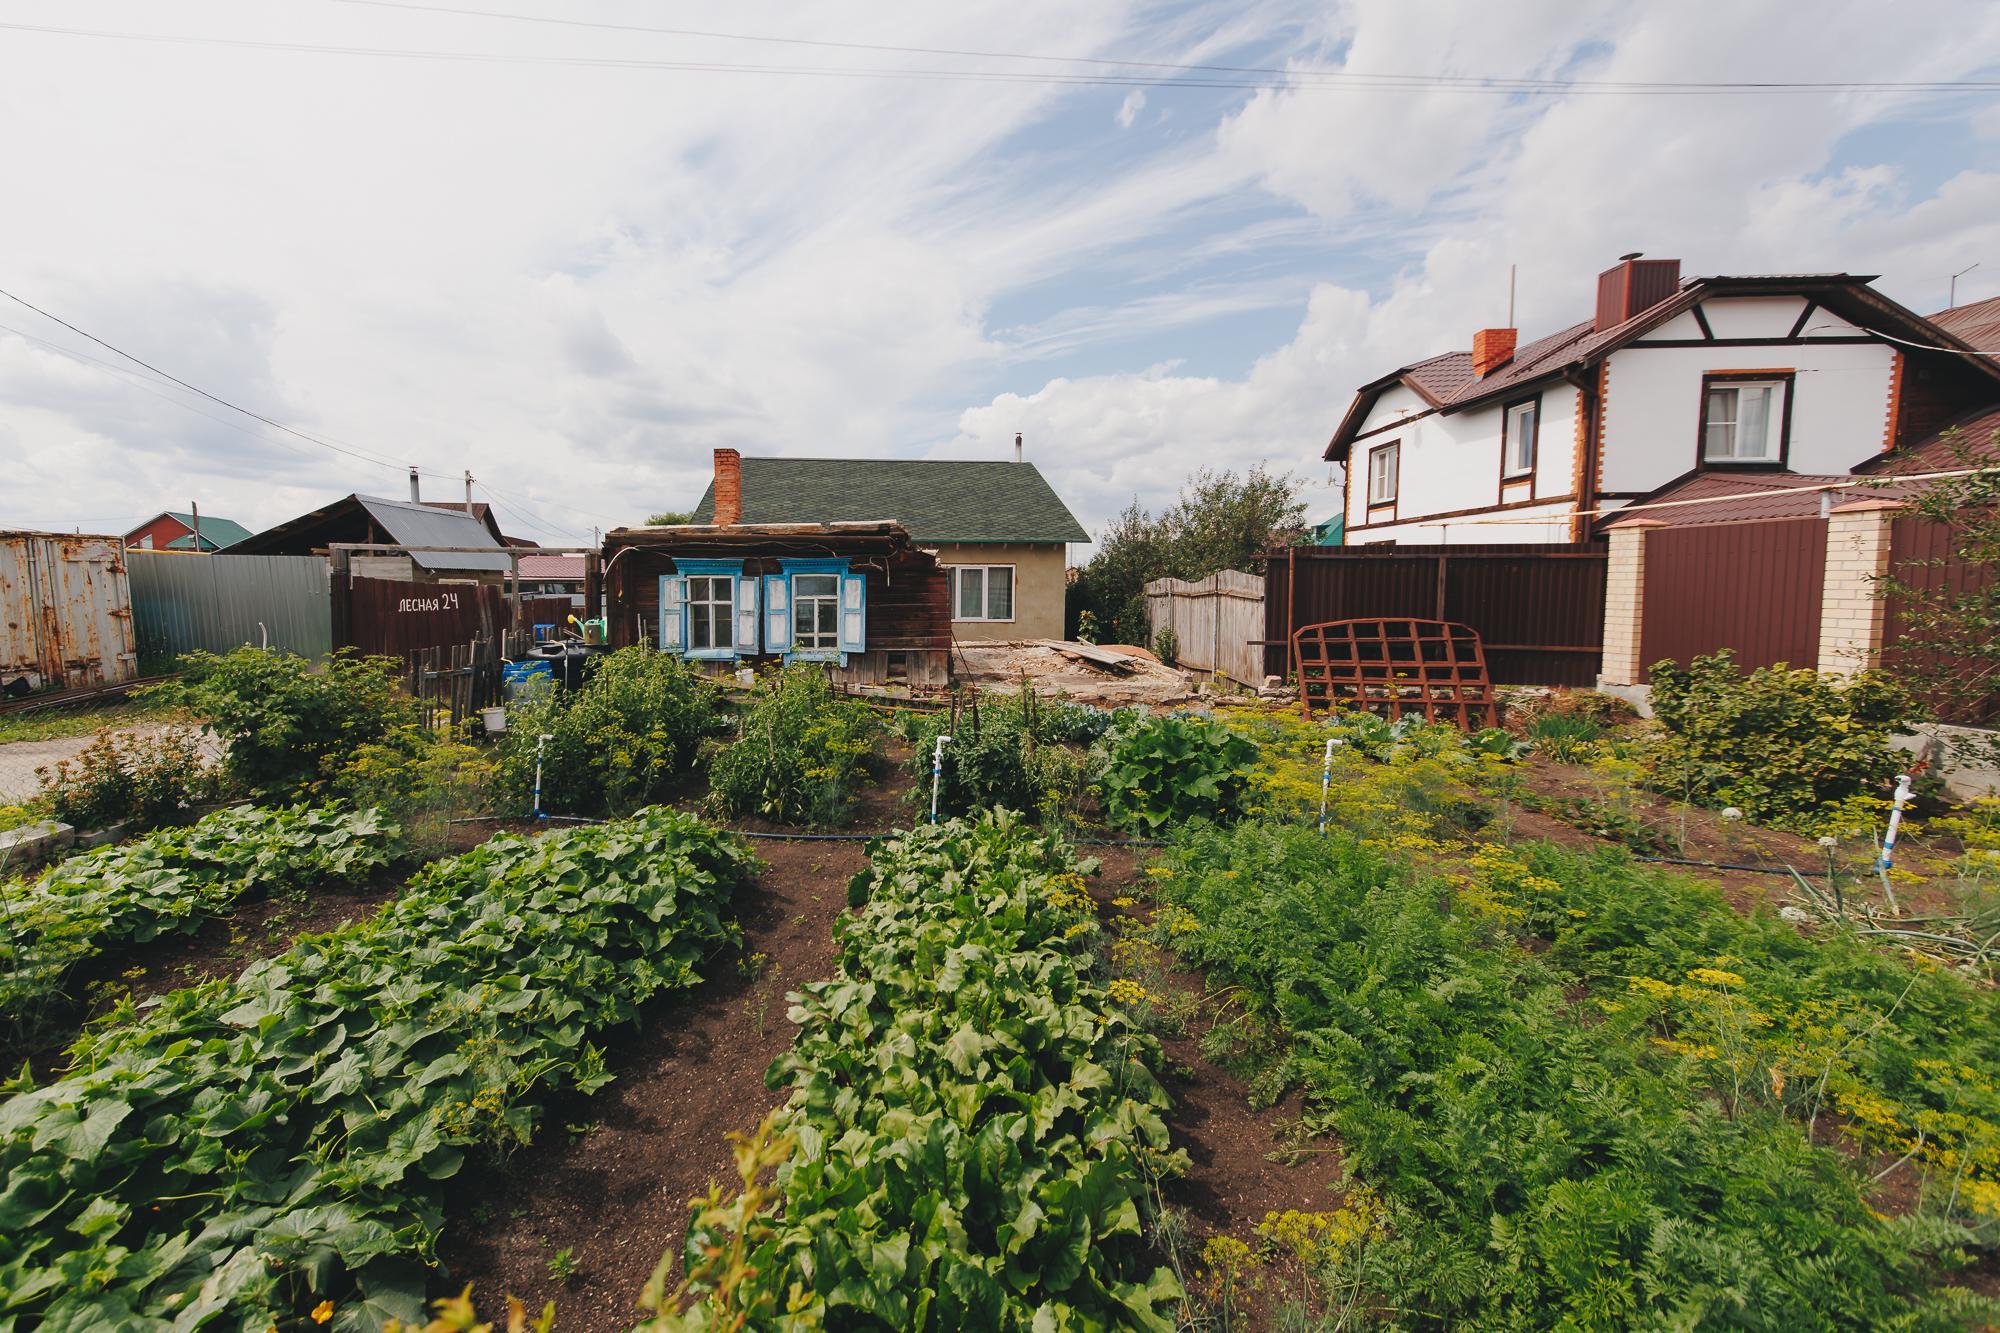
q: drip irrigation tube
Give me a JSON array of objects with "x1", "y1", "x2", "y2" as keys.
[
  {"x1": 1634, "y1": 855, "x2": 1799, "y2": 876},
  {"x1": 444, "y1": 817, "x2": 1167, "y2": 848}
]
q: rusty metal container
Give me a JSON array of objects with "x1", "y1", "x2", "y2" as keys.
[{"x1": 0, "y1": 532, "x2": 139, "y2": 692}]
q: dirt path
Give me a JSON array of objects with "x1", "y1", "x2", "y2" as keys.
[{"x1": 434, "y1": 837, "x2": 863, "y2": 1331}]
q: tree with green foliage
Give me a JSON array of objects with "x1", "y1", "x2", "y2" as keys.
[
  {"x1": 1068, "y1": 465, "x2": 1305, "y2": 643},
  {"x1": 1872, "y1": 423, "x2": 2000, "y2": 762},
  {"x1": 645, "y1": 510, "x2": 694, "y2": 526}
]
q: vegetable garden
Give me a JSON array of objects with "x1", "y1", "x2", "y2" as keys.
[{"x1": 0, "y1": 644, "x2": 1996, "y2": 1330}]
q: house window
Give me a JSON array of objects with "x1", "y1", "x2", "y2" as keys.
[
  {"x1": 1503, "y1": 400, "x2": 1537, "y2": 477},
  {"x1": 1367, "y1": 442, "x2": 1399, "y2": 506},
  {"x1": 792, "y1": 573, "x2": 840, "y2": 650},
  {"x1": 948, "y1": 565, "x2": 1014, "y2": 621},
  {"x1": 1702, "y1": 377, "x2": 1789, "y2": 463},
  {"x1": 686, "y1": 574, "x2": 736, "y2": 651}
]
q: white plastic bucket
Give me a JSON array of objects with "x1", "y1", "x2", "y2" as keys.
[{"x1": 480, "y1": 706, "x2": 507, "y2": 733}]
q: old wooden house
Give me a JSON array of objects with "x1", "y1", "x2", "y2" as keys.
[{"x1": 599, "y1": 519, "x2": 952, "y2": 688}]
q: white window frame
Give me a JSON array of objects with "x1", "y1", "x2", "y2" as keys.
[
  {"x1": 684, "y1": 573, "x2": 736, "y2": 657},
  {"x1": 791, "y1": 571, "x2": 841, "y2": 651},
  {"x1": 947, "y1": 564, "x2": 1016, "y2": 622},
  {"x1": 1367, "y1": 442, "x2": 1399, "y2": 506},
  {"x1": 1703, "y1": 378, "x2": 1787, "y2": 464},
  {"x1": 1503, "y1": 399, "x2": 1538, "y2": 478}
]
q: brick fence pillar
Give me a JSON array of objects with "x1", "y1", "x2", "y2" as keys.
[
  {"x1": 1816, "y1": 499, "x2": 1899, "y2": 678},
  {"x1": 1598, "y1": 519, "x2": 1662, "y2": 687}
]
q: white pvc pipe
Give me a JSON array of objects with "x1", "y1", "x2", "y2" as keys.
[
  {"x1": 931, "y1": 734, "x2": 952, "y2": 825},
  {"x1": 1319, "y1": 736, "x2": 1339, "y2": 834},
  {"x1": 532, "y1": 732, "x2": 555, "y2": 820}
]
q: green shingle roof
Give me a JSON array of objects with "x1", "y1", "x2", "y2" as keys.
[
  {"x1": 161, "y1": 514, "x2": 253, "y2": 550},
  {"x1": 689, "y1": 458, "x2": 1089, "y2": 544}
]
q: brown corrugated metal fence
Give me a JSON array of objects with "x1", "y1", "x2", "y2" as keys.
[
  {"x1": 1883, "y1": 515, "x2": 1998, "y2": 724},
  {"x1": 1264, "y1": 543, "x2": 1606, "y2": 686},
  {"x1": 1638, "y1": 518, "x2": 1825, "y2": 679}
]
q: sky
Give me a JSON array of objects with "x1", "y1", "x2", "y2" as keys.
[{"x1": 1, "y1": 0, "x2": 1998, "y2": 549}]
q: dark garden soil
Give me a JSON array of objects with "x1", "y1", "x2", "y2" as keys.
[{"x1": 434, "y1": 835, "x2": 864, "y2": 1331}]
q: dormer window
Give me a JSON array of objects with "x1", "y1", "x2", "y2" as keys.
[{"x1": 1702, "y1": 374, "x2": 1791, "y2": 465}]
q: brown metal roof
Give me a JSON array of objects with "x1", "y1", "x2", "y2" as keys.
[
  {"x1": 1604, "y1": 468, "x2": 1963, "y2": 530},
  {"x1": 1927, "y1": 295, "x2": 2000, "y2": 354},
  {"x1": 1856, "y1": 403, "x2": 2000, "y2": 476}
]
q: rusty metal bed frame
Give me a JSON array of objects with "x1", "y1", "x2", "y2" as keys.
[{"x1": 1291, "y1": 617, "x2": 1498, "y2": 729}]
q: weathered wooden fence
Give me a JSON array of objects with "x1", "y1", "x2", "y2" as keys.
[
  {"x1": 1264, "y1": 543, "x2": 1607, "y2": 686},
  {"x1": 1144, "y1": 570, "x2": 1265, "y2": 685},
  {"x1": 127, "y1": 551, "x2": 331, "y2": 666},
  {"x1": 1638, "y1": 517, "x2": 1827, "y2": 680},
  {"x1": 405, "y1": 635, "x2": 507, "y2": 729}
]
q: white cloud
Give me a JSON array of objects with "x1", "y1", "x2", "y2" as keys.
[{"x1": 0, "y1": 0, "x2": 1994, "y2": 549}]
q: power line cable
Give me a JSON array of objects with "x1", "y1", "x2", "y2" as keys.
[
  {"x1": 328, "y1": 0, "x2": 2000, "y2": 95},
  {"x1": 0, "y1": 284, "x2": 427, "y2": 476},
  {"x1": 4, "y1": 19, "x2": 1995, "y2": 96}
]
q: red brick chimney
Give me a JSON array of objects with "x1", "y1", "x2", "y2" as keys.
[
  {"x1": 1471, "y1": 327, "x2": 1517, "y2": 377},
  {"x1": 712, "y1": 448, "x2": 742, "y2": 526}
]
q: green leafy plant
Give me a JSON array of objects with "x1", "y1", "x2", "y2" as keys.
[
  {"x1": 902, "y1": 686, "x2": 1102, "y2": 824},
  {"x1": 496, "y1": 646, "x2": 718, "y2": 816},
  {"x1": 1524, "y1": 711, "x2": 1602, "y2": 763},
  {"x1": 0, "y1": 802, "x2": 401, "y2": 1032},
  {"x1": 545, "y1": 1246, "x2": 580, "y2": 1285},
  {"x1": 33, "y1": 725, "x2": 221, "y2": 831},
  {"x1": 0, "y1": 807, "x2": 750, "y2": 1331},
  {"x1": 708, "y1": 665, "x2": 875, "y2": 826},
  {"x1": 327, "y1": 723, "x2": 497, "y2": 857},
  {"x1": 646, "y1": 813, "x2": 1184, "y2": 1329},
  {"x1": 1647, "y1": 650, "x2": 1917, "y2": 831},
  {"x1": 1152, "y1": 624, "x2": 1179, "y2": 667},
  {"x1": 1157, "y1": 820, "x2": 1998, "y2": 1327},
  {"x1": 1094, "y1": 711, "x2": 1256, "y2": 834},
  {"x1": 146, "y1": 647, "x2": 415, "y2": 797}
]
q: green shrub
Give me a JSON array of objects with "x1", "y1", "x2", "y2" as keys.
[
  {"x1": 1524, "y1": 711, "x2": 1602, "y2": 763},
  {"x1": 146, "y1": 647, "x2": 414, "y2": 797},
  {"x1": 709, "y1": 666, "x2": 875, "y2": 826},
  {"x1": 1152, "y1": 624, "x2": 1179, "y2": 667},
  {"x1": 902, "y1": 688, "x2": 1101, "y2": 824},
  {"x1": 1647, "y1": 651, "x2": 1916, "y2": 830},
  {"x1": 1094, "y1": 711, "x2": 1255, "y2": 834},
  {"x1": 34, "y1": 726, "x2": 220, "y2": 830},
  {"x1": 495, "y1": 646, "x2": 718, "y2": 816},
  {"x1": 326, "y1": 723, "x2": 496, "y2": 856}
]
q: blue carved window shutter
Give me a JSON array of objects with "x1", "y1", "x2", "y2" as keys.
[
  {"x1": 658, "y1": 575, "x2": 686, "y2": 653},
  {"x1": 838, "y1": 571, "x2": 866, "y2": 655},
  {"x1": 762, "y1": 574, "x2": 791, "y2": 653}
]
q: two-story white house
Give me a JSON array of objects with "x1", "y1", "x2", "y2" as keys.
[{"x1": 1324, "y1": 255, "x2": 2000, "y2": 544}]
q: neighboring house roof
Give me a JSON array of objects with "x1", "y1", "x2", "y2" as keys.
[
  {"x1": 517, "y1": 554, "x2": 586, "y2": 580},
  {"x1": 1926, "y1": 295, "x2": 2000, "y2": 355},
  {"x1": 128, "y1": 511, "x2": 254, "y2": 550},
  {"x1": 1857, "y1": 404, "x2": 2000, "y2": 477},
  {"x1": 419, "y1": 500, "x2": 508, "y2": 545},
  {"x1": 232, "y1": 494, "x2": 513, "y2": 572},
  {"x1": 689, "y1": 457, "x2": 1090, "y2": 543},
  {"x1": 1326, "y1": 273, "x2": 2000, "y2": 461}
]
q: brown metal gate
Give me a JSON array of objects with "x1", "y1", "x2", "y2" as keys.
[
  {"x1": 1264, "y1": 543, "x2": 1606, "y2": 686},
  {"x1": 334, "y1": 576, "x2": 507, "y2": 658},
  {"x1": 1883, "y1": 514, "x2": 1998, "y2": 724},
  {"x1": 1638, "y1": 517, "x2": 1825, "y2": 679}
]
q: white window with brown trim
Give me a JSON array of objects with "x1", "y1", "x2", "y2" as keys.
[
  {"x1": 947, "y1": 564, "x2": 1015, "y2": 622},
  {"x1": 1366, "y1": 441, "x2": 1399, "y2": 506},
  {"x1": 1503, "y1": 398, "x2": 1538, "y2": 479},
  {"x1": 1701, "y1": 375, "x2": 1791, "y2": 465}
]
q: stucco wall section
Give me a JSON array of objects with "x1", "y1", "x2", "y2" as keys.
[
  {"x1": 1345, "y1": 382, "x2": 1581, "y2": 538},
  {"x1": 933, "y1": 541, "x2": 1068, "y2": 641}
]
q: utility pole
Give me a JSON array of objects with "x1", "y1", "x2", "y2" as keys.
[
  {"x1": 464, "y1": 469, "x2": 475, "y2": 514},
  {"x1": 1507, "y1": 263, "x2": 1517, "y2": 327},
  {"x1": 189, "y1": 499, "x2": 201, "y2": 553}
]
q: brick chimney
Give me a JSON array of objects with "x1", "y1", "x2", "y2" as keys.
[
  {"x1": 1595, "y1": 253, "x2": 1681, "y2": 332},
  {"x1": 712, "y1": 448, "x2": 742, "y2": 526},
  {"x1": 1471, "y1": 327, "x2": 1517, "y2": 377}
]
